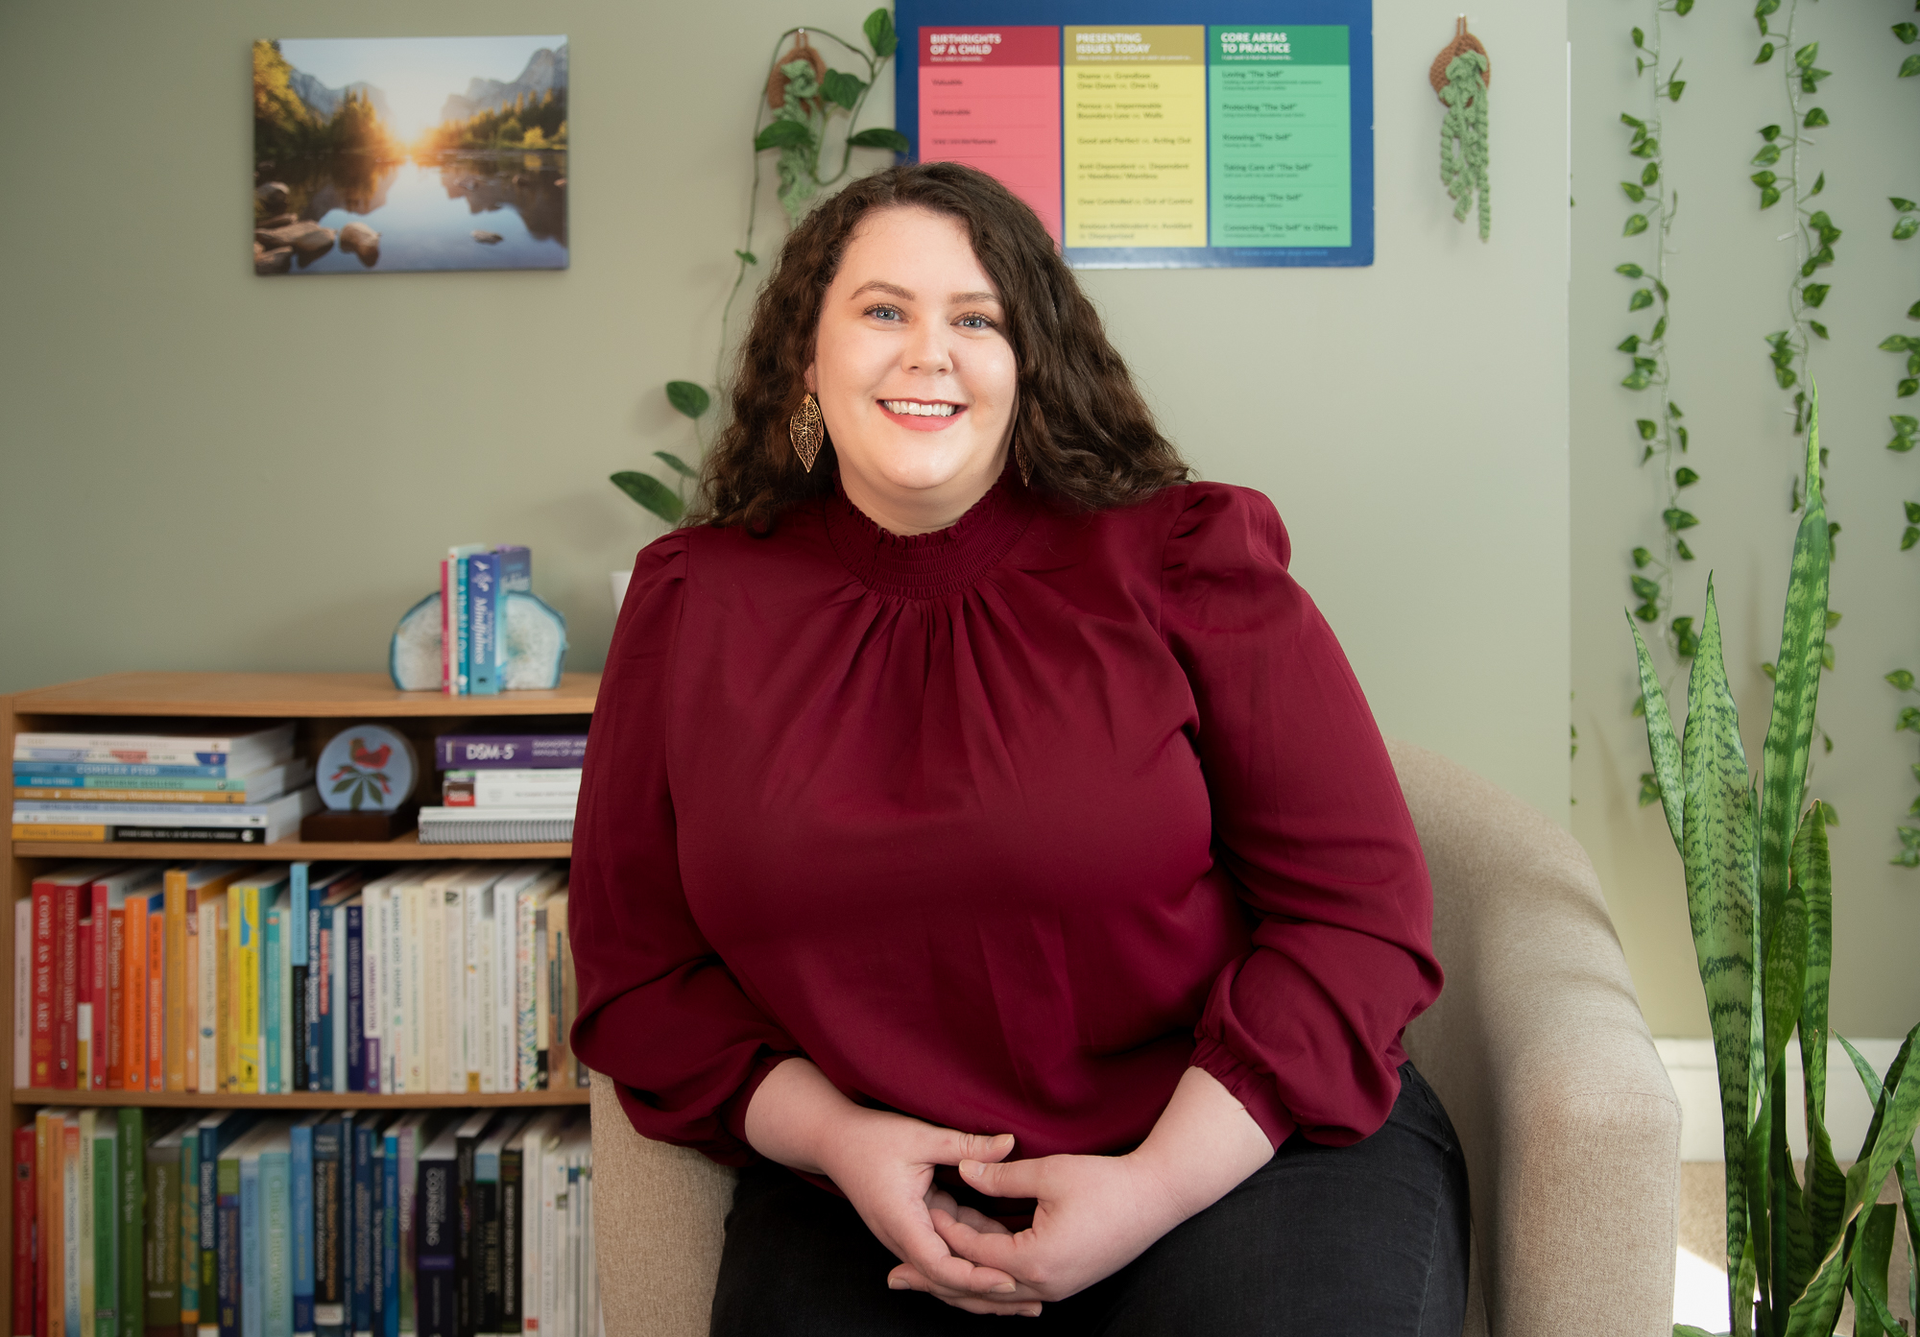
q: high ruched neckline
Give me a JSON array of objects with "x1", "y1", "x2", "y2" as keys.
[{"x1": 824, "y1": 466, "x2": 1037, "y2": 598}]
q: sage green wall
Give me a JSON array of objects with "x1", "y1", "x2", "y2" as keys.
[
  {"x1": 0, "y1": 5, "x2": 1570, "y2": 815},
  {"x1": 1570, "y1": 0, "x2": 1920, "y2": 1039}
]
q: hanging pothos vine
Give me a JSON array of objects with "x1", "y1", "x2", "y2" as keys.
[
  {"x1": 613, "y1": 10, "x2": 906, "y2": 525},
  {"x1": 1882, "y1": 7, "x2": 1920, "y2": 864},
  {"x1": 1750, "y1": 0, "x2": 1843, "y2": 817},
  {"x1": 1618, "y1": 0, "x2": 1696, "y2": 812}
]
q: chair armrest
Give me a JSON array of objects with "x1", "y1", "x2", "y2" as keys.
[
  {"x1": 591, "y1": 1071, "x2": 738, "y2": 1337},
  {"x1": 1391, "y1": 740, "x2": 1681, "y2": 1337}
]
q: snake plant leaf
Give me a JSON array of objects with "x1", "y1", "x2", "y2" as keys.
[
  {"x1": 610, "y1": 470, "x2": 686, "y2": 524},
  {"x1": 1792, "y1": 1025, "x2": 1920, "y2": 1336},
  {"x1": 1674, "y1": 1328, "x2": 1717, "y2": 1337},
  {"x1": 1758, "y1": 380, "x2": 1830, "y2": 1004},
  {"x1": 1746, "y1": 1084, "x2": 1774, "y2": 1332},
  {"x1": 1681, "y1": 579, "x2": 1761, "y2": 1306},
  {"x1": 1769, "y1": 1058, "x2": 1818, "y2": 1308},
  {"x1": 1853, "y1": 1203, "x2": 1899, "y2": 1337},
  {"x1": 1792, "y1": 812, "x2": 1847, "y2": 1256},
  {"x1": 1630, "y1": 618, "x2": 1685, "y2": 847}
]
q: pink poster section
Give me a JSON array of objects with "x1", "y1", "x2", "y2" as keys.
[{"x1": 918, "y1": 27, "x2": 1064, "y2": 244}]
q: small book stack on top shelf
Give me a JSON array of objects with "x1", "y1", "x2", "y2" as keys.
[
  {"x1": 417, "y1": 733, "x2": 585, "y2": 846},
  {"x1": 15, "y1": 1103, "x2": 601, "y2": 1337},
  {"x1": 13, "y1": 860, "x2": 593, "y2": 1096},
  {"x1": 12, "y1": 726, "x2": 321, "y2": 846}
]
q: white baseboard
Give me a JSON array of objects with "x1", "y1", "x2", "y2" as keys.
[{"x1": 1657, "y1": 1036, "x2": 1907, "y2": 1162}]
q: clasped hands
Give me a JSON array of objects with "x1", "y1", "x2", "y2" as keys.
[
  {"x1": 821, "y1": 1108, "x2": 1188, "y2": 1319},
  {"x1": 745, "y1": 1059, "x2": 1271, "y2": 1319}
]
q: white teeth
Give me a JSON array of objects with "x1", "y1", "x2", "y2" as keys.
[{"x1": 882, "y1": 400, "x2": 958, "y2": 417}]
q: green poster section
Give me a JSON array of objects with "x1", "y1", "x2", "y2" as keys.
[{"x1": 1206, "y1": 25, "x2": 1351, "y2": 248}]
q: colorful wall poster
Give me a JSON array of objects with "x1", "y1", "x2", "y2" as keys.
[
  {"x1": 895, "y1": 0, "x2": 1373, "y2": 268},
  {"x1": 919, "y1": 28, "x2": 1064, "y2": 242}
]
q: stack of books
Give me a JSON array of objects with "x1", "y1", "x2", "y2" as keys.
[
  {"x1": 440, "y1": 545, "x2": 531, "y2": 697},
  {"x1": 417, "y1": 735, "x2": 585, "y2": 846},
  {"x1": 12, "y1": 861, "x2": 593, "y2": 1096},
  {"x1": 14, "y1": 1104, "x2": 600, "y2": 1337},
  {"x1": 12, "y1": 727, "x2": 319, "y2": 845}
]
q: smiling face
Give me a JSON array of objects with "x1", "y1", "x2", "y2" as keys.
[{"x1": 804, "y1": 206, "x2": 1019, "y2": 535}]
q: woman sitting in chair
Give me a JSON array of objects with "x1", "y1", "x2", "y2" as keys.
[{"x1": 570, "y1": 161, "x2": 1469, "y2": 1335}]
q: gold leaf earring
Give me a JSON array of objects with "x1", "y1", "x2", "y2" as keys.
[
  {"x1": 1013, "y1": 435, "x2": 1032, "y2": 487},
  {"x1": 789, "y1": 393, "x2": 825, "y2": 472}
]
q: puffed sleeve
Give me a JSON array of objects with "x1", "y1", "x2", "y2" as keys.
[
  {"x1": 569, "y1": 533, "x2": 802, "y2": 1164},
  {"x1": 1160, "y1": 485, "x2": 1443, "y2": 1149}
]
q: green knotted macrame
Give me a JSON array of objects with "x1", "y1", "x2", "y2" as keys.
[{"x1": 1440, "y1": 50, "x2": 1490, "y2": 240}]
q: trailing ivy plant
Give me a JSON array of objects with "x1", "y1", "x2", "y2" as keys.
[
  {"x1": 1617, "y1": 0, "x2": 1696, "y2": 812},
  {"x1": 613, "y1": 10, "x2": 905, "y2": 526},
  {"x1": 1885, "y1": 13, "x2": 1920, "y2": 865},
  {"x1": 1751, "y1": 0, "x2": 1844, "y2": 802}
]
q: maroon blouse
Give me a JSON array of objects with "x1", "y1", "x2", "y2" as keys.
[{"x1": 569, "y1": 470, "x2": 1441, "y2": 1165}]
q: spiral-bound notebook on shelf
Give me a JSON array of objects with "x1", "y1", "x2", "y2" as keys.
[{"x1": 416, "y1": 805, "x2": 573, "y2": 844}]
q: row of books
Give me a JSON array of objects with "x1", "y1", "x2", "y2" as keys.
[
  {"x1": 14, "y1": 862, "x2": 591, "y2": 1095},
  {"x1": 15, "y1": 1105, "x2": 600, "y2": 1337},
  {"x1": 417, "y1": 738, "x2": 585, "y2": 849},
  {"x1": 440, "y1": 547, "x2": 532, "y2": 697},
  {"x1": 13, "y1": 729, "x2": 319, "y2": 846}
]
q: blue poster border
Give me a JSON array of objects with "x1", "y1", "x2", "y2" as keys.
[{"x1": 894, "y1": 0, "x2": 1374, "y2": 268}]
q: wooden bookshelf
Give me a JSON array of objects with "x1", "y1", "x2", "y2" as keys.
[
  {"x1": 2, "y1": 670, "x2": 602, "y2": 1292},
  {"x1": 1, "y1": 672, "x2": 599, "y2": 1329}
]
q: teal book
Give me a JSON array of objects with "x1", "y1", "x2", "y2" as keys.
[
  {"x1": 93, "y1": 1115, "x2": 118, "y2": 1337},
  {"x1": 241, "y1": 1136, "x2": 264, "y2": 1337},
  {"x1": 259, "y1": 1128, "x2": 293, "y2": 1337}
]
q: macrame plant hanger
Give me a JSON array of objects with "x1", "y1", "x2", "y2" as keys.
[{"x1": 1431, "y1": 17, "x2": 1490, "y2": 241}]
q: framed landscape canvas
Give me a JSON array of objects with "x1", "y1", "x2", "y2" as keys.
[{"x1": 252, "y1": 35, "x2": 569, "y2": 274}]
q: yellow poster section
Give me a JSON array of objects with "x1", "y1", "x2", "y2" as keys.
[{"x1": 1063, "y1": 26, "x2": 1207, "y2": 248}]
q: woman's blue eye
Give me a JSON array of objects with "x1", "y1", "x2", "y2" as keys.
[
  {"x1": 957, "y1": 314, "x2": 994, "y2": 329},
  {"x1": 866, "y1": 305, "x2": 902, "y2": 321}
]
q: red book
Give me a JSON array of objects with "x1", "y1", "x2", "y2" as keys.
[
  {"x1": 53, "y1": 882, "x2": 80, "y2": 1088},
  {"x1": 146, "y1": 890, "x2": 165, "y2": 1092},
  {"x1": 88, "y1": 886, "x2": 109, "y2": 1090},
  {"x1": 11, "y1": 1124, "x2": 31, "y2": 1337},
  {"x1": 123, "y1": 898, "x2": 147, "y2": 1092},
  {"x1": 105, "y1": 910, "x2": 125, "y2": 1090}
]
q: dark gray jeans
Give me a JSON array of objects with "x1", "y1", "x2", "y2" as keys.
[{"x1": 710, "y1": 1062, "x2": 1471, "y2": 1336}]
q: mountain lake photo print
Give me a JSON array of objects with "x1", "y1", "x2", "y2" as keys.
[{"x1": 252, "y1": 35, "x2": 568, "y2": 274}]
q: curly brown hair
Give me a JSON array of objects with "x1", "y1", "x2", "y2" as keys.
[{"x1": 690, "y1": 161, "x2": 1190, "y2": 530}]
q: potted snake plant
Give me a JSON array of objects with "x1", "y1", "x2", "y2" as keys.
[{"x1": 1637, "y1": 382, "x2": 1920, "y2": 1337}]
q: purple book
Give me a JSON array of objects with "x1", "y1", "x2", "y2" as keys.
[{"x1": 433, "y1": 735, "x2": 587, "y2": 770}]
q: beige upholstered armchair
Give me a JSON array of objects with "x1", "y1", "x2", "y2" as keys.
[{"x1": 589, "y1": 740, "x2": 1682, "y2": 1336}]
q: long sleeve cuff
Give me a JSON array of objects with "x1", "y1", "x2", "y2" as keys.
[
  {"x1": 718, "y1": 1048, "x2": 801, "y2": 1151},
  {"x1": 1190, "y1": 1037, "x2": 1299, "y2": 1149}
]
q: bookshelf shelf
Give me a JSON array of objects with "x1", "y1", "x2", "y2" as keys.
[
  {"x1": 13, "y1": 835, "x2": 574, "y2": 860},
  {"x1": 8, "y1": 670, "x2": 600, "y2": 718},
  {"x1": 8, "y1": 1087, "x2": 589, "y2": 1109}
]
